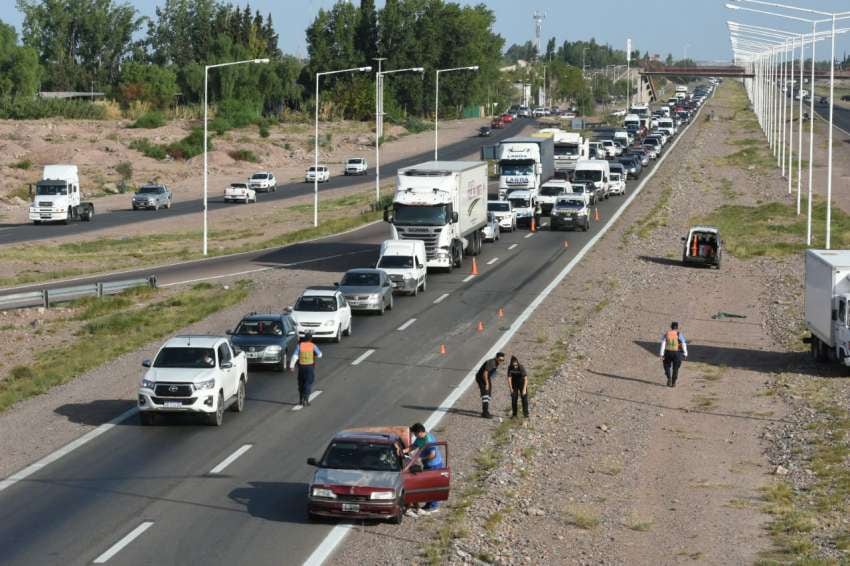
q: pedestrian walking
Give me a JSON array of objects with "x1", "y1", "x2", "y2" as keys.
[
  {"x1": 533, "y1": 201, "x2": 542, "y2": 230},
  {"x1": 290, "y1": 332, "x2": 322, "y2": 406},
  {"x1": 659, "y1": 321, "x2": 688, "y2": 387},
  {"x1": 404, "y1": 423, "x2": 444, "y2": 516},
  {"x1": 475, "y1": 352, "x2": 505, "y2": 418},
  {"x1": 506, "y1": 356, "x2": 529, "y2": 418}
]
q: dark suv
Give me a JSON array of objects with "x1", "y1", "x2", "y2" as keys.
[{"x1": 227, "y1": 313, "x2": 298, "y2": 372}]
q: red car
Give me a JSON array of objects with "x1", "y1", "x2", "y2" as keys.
[
  {"x1": 500, "y1": 113, "x2": 514, "y2": 123},
  {"x1": 306, "y1": 427, "x2": 451, "y2": 524},
  {"x1": 491, "y1": 117, "x2": 505, "y2": 129}
]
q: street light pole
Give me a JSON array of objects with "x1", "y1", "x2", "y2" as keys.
[
  {"x1": 313, "y1": 65, "x2": 373, "y2": 227},
  {"x1": 434, "y1": 65, "x2": 478, "y2": 160},
  {"x1": 203, "y1": 58, "x2": 269, "y2": 256}
]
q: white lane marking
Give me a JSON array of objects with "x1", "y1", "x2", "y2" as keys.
[
  {"x1": 161, "y1": 267, "x2": 270, "y2": 288},
  {"x1": 209, "y1": 444, "x2": 253, "y2": 475},
  {"x1": 462, "y1": 274, "x2": 475, "y2": 283},
  {"x1": 351, "y1": 349, "x2": 375, "y2": 366},
  {"x1": 524, "y1": 233, "x2": 535, "y2": 239},
  {"x1": 433, "y1": 293, "x2": 450, "y2": 304},
  {"x1": 302, "y1": 87, "x2": 709, "y2": 566},
  {"x1": 508, "y1": 244, "x2": 518, "y2": 250},
  {"x1": 0, "y1": 406, "x2": 138, "y2": 493},
  {"x1": 292, "y1": 390, "x2": 323, "y2": 412},
  {"x1": 396, "y1": 318, "x2": 417, "y2": 331},
  {"x1": 93, "y1": 521, "x2": 154, "y2": 563},
  {"x1": 486, "y1": 257, "x2": 499, "y2": 265}
]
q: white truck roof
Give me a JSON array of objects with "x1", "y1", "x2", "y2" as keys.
[
  {"x1": 398, "y1": 161, "x2": 482, "y2": 175},
  {"x1": 42, "y1": 164, "x2": 79, "y2": 182}
]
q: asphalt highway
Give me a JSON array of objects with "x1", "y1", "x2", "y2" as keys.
[
  {"x1": 814, "y1": 98, "x2": 850, "y2": 135},
  {"x1": 0, "y1": 120, "x2": 525, "y2": 246},
  {"x1": 0, "y1": 108, "x2": 704, "y2": 565}
]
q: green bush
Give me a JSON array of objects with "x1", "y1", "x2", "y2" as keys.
[
  {"x1": 228, "y1": 149, "x2": 258, "y2": 162},
  {"x1": 166, "y1": 128, "x2": 208, "y2": 160},
  {"x1": 209, "y1": 116, "x2": 231, "y2": 135},
  {"x1": 217, "y1": 98, "x2": 261, "y2": 129},
  {"x1": 258, "y1": 122, "x2": 270, "y2": 138},
  {"x1": 130, "y1": 111, "x2": 166, "y2": 129},
  {"x1": 403, "y1": 115, "x2": 431, "y2": 134},
  {"x1": 12, "y1": 159, "x2": 32, "y2": 170},
  {"x1": 128, "y1": 138, "x2": 167, "y2": 160},
  {"x1": 0, "y1": 97, "x2": 106, "y2": 120}
]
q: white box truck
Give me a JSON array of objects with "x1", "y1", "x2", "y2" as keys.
[
  {"x1": 805, "y1": 249, "x2": 850, "y2": 364},
  {"x1": 536, "y1": 129, "x2": 587, "y2": 174},
  {"x1": 496, "y1": 136, "x2": 555, "y2": 200},
  {"x1": 386, "y1": 161, "x2": 488, "y2": 272},
  {"x1": 28, "y1": 165, "x2": 94, "y2": 224}
]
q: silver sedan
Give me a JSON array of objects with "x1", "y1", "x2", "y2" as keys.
[{"x1": 336, "y1": 268, "x2": 394, "y2": 315}]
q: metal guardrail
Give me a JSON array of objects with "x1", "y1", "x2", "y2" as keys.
[{"x1": 0, "y1": 276, "x2": 157, "y2": 310}]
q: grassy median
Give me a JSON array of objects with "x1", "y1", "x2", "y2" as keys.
[{"x1": 0, "y1": 281, "x2": 251, "y2": 413}]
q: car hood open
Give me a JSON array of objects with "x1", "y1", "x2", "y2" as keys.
[{"x1": 313, "y1": 468, "x2": 400, "y2": 489}]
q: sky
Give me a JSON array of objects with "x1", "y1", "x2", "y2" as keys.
[{"x1": 0, "y1": 0, "x2": 848, "y2": 62}]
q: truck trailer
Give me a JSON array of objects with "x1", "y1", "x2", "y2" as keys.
[{"x1": 805, "y1": 249, "x2": 850, "y2": 365}]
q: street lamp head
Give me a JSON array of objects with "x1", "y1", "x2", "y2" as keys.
[
  {"x1": 726, "y1": 4, "x2": 741, "y2": 10},
  {"x1": 254, "y1": 58, "x2": 270, "y2": 64},
  {"x1": 470, "y1": 65, "x2": 480, "y2": 71},
  {"x1": 413, "y1": 67, "x2": 425, "y2": 72},
  {"x1": 359, "y1": 66, "x2": 373, "y2": 72}
]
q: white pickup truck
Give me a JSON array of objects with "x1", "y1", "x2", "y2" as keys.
[
  {"x1": 225, "y1": 182, "x2": 256, "y2": 203},
  {"x1": 138, "y1": 335, "x2": 248, "y2": 426}
]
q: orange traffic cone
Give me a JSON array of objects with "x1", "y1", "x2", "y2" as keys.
[
  {"x1": 477, "y1": 321, "x2": 485, "y2": 332},
  {"x1": 594, "y1": 208, "x2": 600, "y2": 222},
  {"x1": 470, "y1": 257, "x2": 479, "y2": 276},
  {"x1": 530, "y1": 216, "x2": 537, "y2": 232},
  {"x1": 439, "y1": 344, "x2": 447, "y2": 355},
  {"x1": 498, "y1": 307, "x2": 504, "y2": 318}
]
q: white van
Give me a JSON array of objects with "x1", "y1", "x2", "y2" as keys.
[
  {"x1": 377, "y1": 239, "x2": 427, "y2": 296},
  {"x1": 657, "y1": 117, "x2": 676, "y2": 137},
  {"x1": 573, "y1": 160, "x2": 610, "y2": 200}
]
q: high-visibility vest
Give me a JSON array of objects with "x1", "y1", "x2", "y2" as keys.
[
  {"x1": 665, "y1": 330, "x2": 680, "y2": 352},
  {"x1": 299, "y1": 342, "x2": 315, "y2": 365}
]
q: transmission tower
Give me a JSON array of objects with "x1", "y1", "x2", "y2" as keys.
[{"x1": 532, "y1": 11, "x2": 545, "y2": 61}]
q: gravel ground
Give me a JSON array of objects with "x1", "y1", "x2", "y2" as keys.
[{"x1": 327, "y1": 81, "x2": 830, "y2": 565}]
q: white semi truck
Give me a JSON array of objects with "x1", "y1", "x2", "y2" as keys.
[
  {"x1": 805, "y1": 249, "x2": 850, "y2": 365},
  {"x1": 535, "y1": 129, "x2": 587, "y2": 175},
  {"x1": 385, "y1": 161, "x2": 488, "y2": 272},
  {"x1": 28, "y1": 165, "x2": 94, "y2": 224},
  {"x1": 496, "y1": 136, "x2": 555, "y2": 200}
]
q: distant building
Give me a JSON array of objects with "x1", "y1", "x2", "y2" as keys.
[{"x1": 38, "y1": 91, "x2": 106, "y2": 100}]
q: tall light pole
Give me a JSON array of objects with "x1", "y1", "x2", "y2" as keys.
[
  {"x1": 203, "y1": 58, "x2": 269, "y2": 256},
  {"x1": 376, "y1": 67, "x2": 424, "y2": 203},
  {"x1": 434, "y1": 65, "x2": 478, "y2": 160},
  {"x1": 314, "y1": 66, "x2": 372, "y2": 227},
  {"x1": 582, "y1": 47, "x2": 589, "y2": 78}
]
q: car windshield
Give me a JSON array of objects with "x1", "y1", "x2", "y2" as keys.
[
  {"x1": 501, "y1": 164, "x2": 534, "y2": 176},
  {"x1": 154, "y1": 347, "x2": 216, "y2": 368},
  {"x1": 341, "y1": 272, "x2": 380, "y2": 286},
  {"x1": 295, "y1": 296, "x2": 337, "y2": 312},
  {"x1": 347, "y1": 159, "x2": 362, "y2": 165},
  {"x1": 508, "y1": 197, "x2": 530, "y2": 209},
  {"x1": 320, "y1": 441, "x2": 401, "y2": 472},
  {"x1": 378, "y1": 255, "x2": 414, "y2": 269},
  {"x1": 392, "y1": 204, "x2": 447, "y2": 226},
  {"x1": 557, "y1": 199, "x2": 583, "y2": 208},
  {"x1": 138, "y1": 186, "x2": 162, "y2": 194},
  {"x1": 234, "y1": 319, "x2": 283, "y2": 336},
  {"x1": 251, "y1": 173, "x2": 269, "y2": 180},
  {"x1": 610, "y1": 173, "x2": 621, "y2": 181},
  {"x1": 540, "y1": 186, "x2": 564, "y2": 196},
  {"x1": 230, "y1": 184, "x2": 247, "y2": 189},
  {"x1": 488, "y1": 202, "x2": 509, "y2": 212},
  {"x1": 574, "y1": 170, "x2": 602, "y2": 183},
  {"x1": 36, "y1": 183, "x2": 67, "y2": 196}
]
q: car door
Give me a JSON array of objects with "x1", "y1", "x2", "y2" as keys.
[
  {"x1": 217, "y1": 343, "x2": 237, "y2": 397},
  {"x1": 337, "y1": 293, "x2": 350, "y2": 329},
  {"x1": 402, "y1": 442, "x2": 451, "y2": 505}
]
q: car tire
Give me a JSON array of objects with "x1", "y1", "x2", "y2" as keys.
[
  {"x1": 207, "y1": 392, "x2": 224, "y2": 426},
  {"x1": 132, "y1": 205, "x2": 138, "y2": 211},
  {"x1": 390, "y1": 500, "x2": 404, "y2": 525},
  {"x1": 334, "y1": 325, "x2": 342, "y2": 343},
  {"x1": 387, "y1": 296, "x2": 394, "y2": 311},
  {"x1": 166, "y1": 199, "x2": 172, "y2": 209},
  {"x1": 139, "y1": 412, "x2": 155, "y2": 426},
  {"x1": 154, "y1": 202, "x2": 159, "y2": 211},
  {"x1": 379, "y1": 301, "x2": 386, "y2": 315},
  {"x1": 421, "y1": 279, "x2": 427, "y2": 293},
  {"x1": 344, "y1": 319, "x2": 352, "y2": 337},
  {"x1": 412, "y1": 283, "x2": 418, "y2": 297},
  {"x1": 231, "y1": 378, "x2": 246, "y2": 413},
  {"x1": 278, "y1": 355, "x2": 287, "y2": 373}
]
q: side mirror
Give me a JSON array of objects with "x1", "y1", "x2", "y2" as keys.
[
  {"x1": 452, "y1": 211, "x2": 459, "y2": 223},
  {"x1": 221, "y1": 361, "x2": 233, "y2": 369},
  {"x1": 142, "y1": 359, "x2": 151, "y2": 368},
  {"x1": 383, "y1": 281, "x2": 391, "y2": 287},
  {"x1": 225, "y1": 329, "x2": 233, "y2": 335},
  {"x1": 307, "y1": 457, "x2": 318, "y2": 466},
  {"x1": 287, "y1": 330, "x2": 296, "y2": 336},
  {"x1": 334, "y1": 282, "x2": 339, "y2": 286},
  {"x1": 383, "y1": 207, "x2": 392, "y2": 223}
]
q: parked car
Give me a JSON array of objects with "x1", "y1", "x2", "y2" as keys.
[
  {"x1": 550, "y1": 195, "x2": 590, "y2": 232},
  {"x1": 248, "y1": 171, "x2": 276, "y2": 193},
  {"x1": 336, "y1": 268, "x2": 394, "y2": 315},
  {"x1": 224, "y1": 182, "x2": 256, "y2": 203},
  {"x1": 478, "y1": 125, "x2": 492, "y2": 137},
  {"x1": 481, "y1": 211, "x2": 501, "y2": 242},
  {"x1": 518, "y1": 106, "x2": 531, "y2": 118},
  {"x1": 682, "y1": 225, "x2": 722, "y2": 269},
  {"x1": 306, "y1": 426, "x2": 450, "y2": 524},
  {"x1": 491, "y1": 116, "x2": 505, "y2": 129},
  {"x1": 227, "y1": 312, "x2": 298, "y2": 372},
  {"x1": 500, "y1": 113, "x2": 514, "y2": 123},
  {"x1": 132, "y1": 184, "x2": 172, "y2": 211},
  {"x1": 344, "y1": 158, "x2": 368, "y2": 176},
  {"x1": 306, "y1": 165, "x2": 330, "y2": 183},
  {"x1": 289, "y1": 287, "x2": 352, "y2": 342},
  {"x1": 137, "y1": 335, "x2": 247, "y2": 426},
  {"x1": 487, "y1": 199, "x2": 517, "y2": 232}
]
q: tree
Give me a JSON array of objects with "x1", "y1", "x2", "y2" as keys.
[
  {"x1": 118, "y1": 61, "x2": 178, "y2": 108},
  {"x1": 355, "y1": 0, "x2": 378, "y2": 62},
  {"x1": 545, "y1": 37, "x2": 556, "y2": 62},
  {"x1": 665, "y1": 53, "x2": 674, "y2": 66},
  {"x1": 0, "y1": 20, "x2": 41, "y2": 97}
]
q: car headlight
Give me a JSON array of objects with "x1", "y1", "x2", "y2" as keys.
[
  {"x1": 323, "y1": 320, "x2": 336, "y2": 327},
  {"x1": 195, "y1": 378, "x2": 216, "y2": 391},
  {"x1": 312, "y1": 487, "x2": 336, "y2": 499},
  {"x1": 141, "y1": 378, "x2": 156, "y2": 389},
  {"x1": 265, "y1": 345, "x2": 282, "y2": 353},
  {"x1": 368, "y1": 294, "x2": 381, "y2": 302},
  {"x1": 369, "y1": 490, "x2": 395, "y2": 500}
]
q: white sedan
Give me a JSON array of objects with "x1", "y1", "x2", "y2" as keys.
[
  {"x1": 305, "y1": 165, "x2": 330, "y2": 183},
  {"x1": 289, "y1": 287, "x2": 352, "y2": 343},
  {"x1": 487, "y1": 200, "x2": 517, "y2": 232},
  {"x1": 481, "y1": 212, "x2": 501, "y2": 242}
]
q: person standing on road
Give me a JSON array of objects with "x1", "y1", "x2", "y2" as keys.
[
  {"x1": 290, "y1": 332, "x2": 322, "y2": 406},
  {"x1": 404, "y1": 423, "x2": 444, "y2": 517},
  {"x1": 659, "y1": 322, "x2": 688, "y2": 387},
  {"x1": 506, "y1": 356, "x2": 529, "y2": 418},
  {"x1": 476, "y1": 352, "x2": 505, "y2": 418}
]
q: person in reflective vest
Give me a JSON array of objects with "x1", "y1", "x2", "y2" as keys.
[
  {"x1": 659, "y1": 321, "x2": 688, "y2": 387},
  {"x1": 289, "y1": 333, "x2": 322, "y2": 406}
]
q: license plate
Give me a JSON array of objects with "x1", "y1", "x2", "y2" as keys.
[
  {"x1": 341, "y1": 503, "x2": 360, "y2": 512},
  {"x1": 164, "y1": 401, "x2": 183, "y2": 408}
]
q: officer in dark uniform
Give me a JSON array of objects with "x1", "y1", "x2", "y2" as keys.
[{"x1": 475, "y1": 352, "x2": 505, "y2": 418}]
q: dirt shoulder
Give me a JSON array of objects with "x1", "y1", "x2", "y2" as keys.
[{"x1": 328, "y1": 81, "x2": 839, "y2": 565}]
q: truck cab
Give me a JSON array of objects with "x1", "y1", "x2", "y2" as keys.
[
  {"x1": 29, "y1": 165, "x2": 93, "y2": 224},
  {"x1": 496, "y1": 137, "x2": 554, "y2": 200}
]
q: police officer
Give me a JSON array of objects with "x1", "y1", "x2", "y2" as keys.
[
  {"x1": 476, "y1": 352, "x2": 505, "y2": 418},
  {"x1": 289, "y1": 332, "x2": 322, "y2": 406},
  {"x1": 659, "y1": 321, "x2": 688, "y2": 387}
]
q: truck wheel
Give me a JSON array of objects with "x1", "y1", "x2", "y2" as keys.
[
  {"x1": 139, "y1": 412, "x2": 155, "y2": 426},
  {"x1": 231, "y1": 378, "x2": 246, "y2": 413},
  {"x1": 207, "y1": 392, "x2": 224, "y2": 426},
  {"x1": 33, "y1": 220, "x2": 41, "y2": 225}
]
